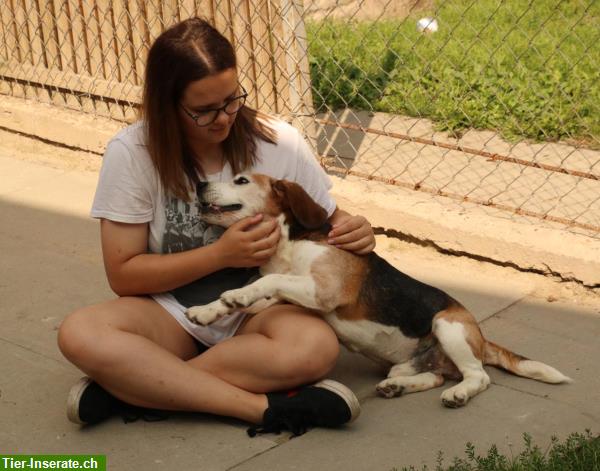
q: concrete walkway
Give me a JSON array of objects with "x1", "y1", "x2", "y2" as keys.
[{"x1": 1, "y1": 140, "x2": 599, "y2": 470}]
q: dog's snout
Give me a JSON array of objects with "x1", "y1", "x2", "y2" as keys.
[{"x1": 196, "y1": 181, "x2": 208, "y2": 199}]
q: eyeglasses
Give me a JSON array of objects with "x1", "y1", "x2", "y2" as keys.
[{"x1": 180, "y1": 86, "x2": 248, "y2": 127}]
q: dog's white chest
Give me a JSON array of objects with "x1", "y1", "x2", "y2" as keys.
[{"x1": 324, "y1": 313, "x2": 418, "y2": 365}]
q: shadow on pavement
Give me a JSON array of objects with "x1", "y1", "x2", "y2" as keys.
[{"x1": 1, "y1": 197, "x2": 598, "y2": 470}]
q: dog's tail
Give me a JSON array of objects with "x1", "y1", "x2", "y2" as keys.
[{"x1": 483, "y1": 340, "x2": 572, "y2": 384}]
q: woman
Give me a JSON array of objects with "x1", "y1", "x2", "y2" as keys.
[{"x1": 57, "y1": 17, "x2": 375, "y2": 437}]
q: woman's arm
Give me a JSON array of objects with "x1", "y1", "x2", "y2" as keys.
[
  {"x1": 101, "y1": 215, "x2": 279, "y2": 296},
  {"x1": 327, "y1": 207, "x2": 376, "y2": 255}
]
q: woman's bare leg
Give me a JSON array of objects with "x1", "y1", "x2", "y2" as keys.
[
  {"x1": 189, "y1": 303, "x2": 340, "y2": 393},
  {"x1": 57, "y1": 297, "x2": 339, "y2": 424}
]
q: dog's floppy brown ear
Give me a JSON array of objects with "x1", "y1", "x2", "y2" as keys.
[{"x1": 272, "y1": 180, "x2": 328, "y2": 229}]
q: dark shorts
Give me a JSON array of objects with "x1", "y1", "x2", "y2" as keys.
[{"x1": 194, "y1": 338, "x2": 210, "y2": 355}]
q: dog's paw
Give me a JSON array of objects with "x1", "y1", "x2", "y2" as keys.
[
  {"x1": 376, "y1": 379, "x2": 405, "y2": 399},
  {"x1": 220, "y1": 288, "x2": 255, "y2": 308},
  {"x1": 186, "y1": 302, "x2": 227, "y2": 326},
  {"x1": 440, "y1": 386, "x2": 469, "y2": 408}
]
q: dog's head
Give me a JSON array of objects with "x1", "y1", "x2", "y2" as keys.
[{"x1": 196, "y1": 173, "x2": 329, "y2": 232}]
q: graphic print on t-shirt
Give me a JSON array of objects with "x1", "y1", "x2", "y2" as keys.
[
  {"x1": 162, "y1": 194, "x2": 259, "y2": 308},
  {"x1": 162, "y1": 195, "x2": 224, "y2": 254}
]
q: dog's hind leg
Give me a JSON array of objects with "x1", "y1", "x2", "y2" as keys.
[
  {"x1": 376, "y1": 372, "x2": 445, "y2": 398},
  {"x1": 432, "y1": 308, "x2": 491, "y2": 408},
  {"x1": 387, "y1": 360, "x2": 420, "y2": 378},
  {"x1": 375, "y1": 337, "x2": 455, "y2": 398}
]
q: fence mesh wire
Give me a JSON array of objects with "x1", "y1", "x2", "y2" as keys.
[{"x1": 1, "y1": 0, "x2": 598, "y2": 237}]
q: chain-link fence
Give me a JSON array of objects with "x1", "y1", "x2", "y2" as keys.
[
  {"x1": 0, "y1": 0, "x2": 313, "y2": 122},
  {"x1": 1, "y1": 0, "x2": 599, "y2": 237}
]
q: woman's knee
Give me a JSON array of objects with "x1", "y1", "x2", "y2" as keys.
[
  {"x1": 281, "y1": 317, "x2": 340, "y2": 382},
  {"x1": 231, "y1": 303, "x2": 342, "y2": 382},
  {"x1": 58, "y1": 297, "x2": 198, "y2": 370},
  {"x1": 58, "y1": 299, "x2": 132, "y2": 371},
  {"x1": 57, "y1": 306, "x2": 107, "y2": 370}
]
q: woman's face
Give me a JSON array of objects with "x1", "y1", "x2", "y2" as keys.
[{"x1": 178, "y1": 68, "x2": 241, "y2": 146}]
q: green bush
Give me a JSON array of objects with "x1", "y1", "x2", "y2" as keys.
[
  {"x1": 307, "y1": 0, "x2": 600, "y2": 145},
  {"x1": 396, "y1": 431, "x2": 600, "y2": 471}
]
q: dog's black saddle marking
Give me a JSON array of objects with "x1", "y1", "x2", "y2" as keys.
[
  {"x1": 358, "y1": 253, "x2": 450, "y2": 338},
  {"x1": 289, "y1": 221, "x2": 332, "y2": 241}
]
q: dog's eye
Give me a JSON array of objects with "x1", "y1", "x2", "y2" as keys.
[{"x1": 234, "y1": 176, "x2": 250, "y2": 185}]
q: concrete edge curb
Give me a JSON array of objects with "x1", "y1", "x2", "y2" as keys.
[
  {"x1": 331, "y1": 175, "x2": 600, "y2": 288},
  {"x1": 0, "y1": 95, "x2": 122, "y2": 154}
]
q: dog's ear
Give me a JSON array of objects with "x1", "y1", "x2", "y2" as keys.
[{"x1": 272, "y1": 180, "x2": 328, "y2": 229}]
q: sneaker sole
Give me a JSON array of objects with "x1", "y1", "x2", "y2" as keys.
[
  {"x1": 314, "y1": 379, "x2": 361, "y2": 423},
  {"x1": 66, "y1": 377, "x2": 93, "y2": 424}
]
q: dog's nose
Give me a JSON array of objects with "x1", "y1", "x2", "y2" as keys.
[{"x1": 196, "y1": 181, "x2": 208, "y2": 198}]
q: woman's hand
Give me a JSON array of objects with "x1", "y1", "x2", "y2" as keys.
[
  {"x1": 327, "y1": 209, "x2": 376, "y2": 255},
  {"x1": 215, "y1": 214, "x2": 281, "y2": 268}
]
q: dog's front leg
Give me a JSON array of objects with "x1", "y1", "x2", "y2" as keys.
[
  {"x1": 186, "y1": 299, "x2": 233, "y2": 326},
  {"x1": 185, "y1": 274, "x2": 299, "y2": 326},
  {"x1": 219, "y1": 275, "x2": 282, "y2": 309},
  {"x1": 221, "y1": 274, "x2": 329, "y2": 312}
]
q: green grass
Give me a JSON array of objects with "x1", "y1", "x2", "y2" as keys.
[
  {"x1": 307, "y1": 0, "x2": 600, "y2": 146},
  {"x1": 394, "y1": 431, "x2": 600, "y2": 471}
]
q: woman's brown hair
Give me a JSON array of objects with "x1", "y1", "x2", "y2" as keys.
[{"x1": 141, "y1": 17, "x2": 276, "y2": 201}]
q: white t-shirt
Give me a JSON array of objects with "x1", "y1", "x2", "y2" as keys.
[{"x1": 91, "y1": 119, "x2": 336, "y2": 345}]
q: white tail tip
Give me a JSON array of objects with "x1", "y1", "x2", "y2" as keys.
[{"x1": 519, "y1": 360, "x2": 573, "y2": 384}]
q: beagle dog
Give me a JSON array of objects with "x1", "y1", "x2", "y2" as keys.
[{"x1": 186, "y1": 174, "x2": 571, "y2": 407}]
